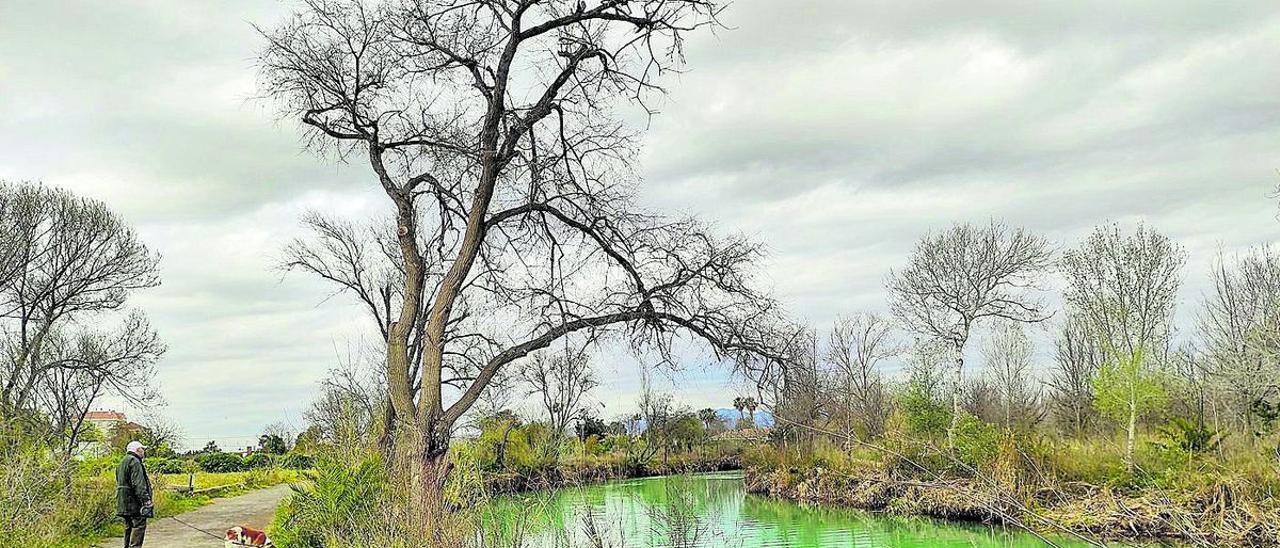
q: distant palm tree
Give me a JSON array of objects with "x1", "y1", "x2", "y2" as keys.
[
  {"x1": 732, "y1": 397, "x2": 745, "y2": 422},
  {"x1": 697, "y1": 408, "x2": 720, "y2": 433}
]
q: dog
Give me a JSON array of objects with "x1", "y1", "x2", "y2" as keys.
[{"x1": 224, "y1": 525, "x2": 272, "y2": 547}]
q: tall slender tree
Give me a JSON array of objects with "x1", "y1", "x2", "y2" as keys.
[
  {"x1": 982, "y1": 321, "x2": 1042, "y2": 432},
  {"x1": 1061, "y1": 222, "x2": 1183, "y2": 467}
]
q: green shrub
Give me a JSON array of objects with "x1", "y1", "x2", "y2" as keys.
[
  {"x1": 1, "y1": 443, "x2": 115, "y2": 546},
  {"x1": 270, "y1": 452, "x2": 391, "y2": 548},
  {"x1": 245, "y1": 452, "x2": 275, "y2": 469},
  {"x1": 149, "y1": 457, "x2": 195, "y2": 474},
  {"x1": 1158, "y1": 417, "x2": 1223, "y2": 454},
  {"x1": 952, "y1": 414, "x2": 1002, "y2": 469},
  {"x1": 898, "y1": 385, "x2": 951, "y2": 437},
  {"x1": 280, "y1": 453, "x2": 315, "y2": 470},
  {"x1": 196, "y1": 451, "x2": 246, "y2": 473}
]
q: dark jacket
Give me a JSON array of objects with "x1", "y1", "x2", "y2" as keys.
[{"x1": 115, "y1": 452, "x2": 152, "y2": 517}]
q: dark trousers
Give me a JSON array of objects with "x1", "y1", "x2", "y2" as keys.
[{"x1": 122, "y1": 516, "x2": 146, "y2": 547}]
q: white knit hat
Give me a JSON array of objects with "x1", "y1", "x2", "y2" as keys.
[{"x1": 126, "y1": 440, "x2": 147, "y2": 454}]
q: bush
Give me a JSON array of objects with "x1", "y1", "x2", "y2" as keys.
[
  {"x1": 270, "y1": 452, "x2": 392, "y2": 548},
  {"x1": 245, "y1": 452, "x2": 275, "y2": 470},
  {"x1": 1158, "y1": 417, "x2": 1223, "y2": 454},
  {"x1": 280, "y1": 453, "x2": 315, "y2": 470},
  {"x1": 898, "y1": 385, "x2": 951, "y2": 437},
  {"x1": 196, "y1": 451, "x2": 246, "y2": 473},
  {"x1": 149, "y1": 457, "x2": 195, "y2": 474},
  {"x1": 1, "y1": 442, "x2": 115, "y2": 546},
  {"x1": 952, "y1": 414, "x2": 1002, "y2": 469}
]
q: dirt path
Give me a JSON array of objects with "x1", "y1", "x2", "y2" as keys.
[{"x1": 98, "y1": 484, "x2": 293, "y2": 547}]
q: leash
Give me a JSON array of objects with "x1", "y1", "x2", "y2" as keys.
[
  {"x1": 85, "y1": 516, "x2": 263, "y2": 548},
  {"x1": 166, "y1": 514, "x2": 268, "y2": 546}
]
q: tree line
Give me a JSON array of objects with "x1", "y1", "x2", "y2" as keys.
[{"x1": 755, "y1": 218, "x2": 1279, "y2": 471}]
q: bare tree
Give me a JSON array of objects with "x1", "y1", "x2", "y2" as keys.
[
  {"x1": 305, "y1": 342, "x2": 387, "y2": 446},
  {"x1": 282, "y1": 213, "x2": 421, "y2": 453},
  {"x1": 766, "y1": 330, "x2": 825, "y2": 449},
  {"x1": 520, "y1": 346, "x2": 598, "y2": 458},
  {"x1": 981, "y1": 321, "x2": 1042, "y2": 431},
  {"x1": 629, "y1": 368, "x2": 669, "y2": 467},
  {"x1": 1060, "y1": 222, "x2": 1185, "y2": 360},
  {"x1": 1166, "y1": 344, "x2": 1211, "y2": 427},
  {"x1": 1048, "y1": 316, "x2": 1102, "y2": 437},
  {"x1": 827, "y1": 313, "x2": 899, "y2": 439},
  {"x1": 0, "y1": 182, "x2": 163, "y2": 445},
  {"x1": 33, "y1": 314, "x2": 163, "y2": 458},
  {"x1": 961, "y1": 376, "x2": 1000, "y2": 424},
  {"x1": 259, "y1": 0, "x2": 784, "y2": 497},
  {"x1": 1198, "y1": 246, "x2": 1280, "y2": 434},
  {"x1": 886, "y1": 221, "x2": 1052, "y2": 443}
]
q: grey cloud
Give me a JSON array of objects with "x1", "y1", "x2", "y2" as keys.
[{"x1": 4, "y1": 0, "x2": 1280, "y2": 447}]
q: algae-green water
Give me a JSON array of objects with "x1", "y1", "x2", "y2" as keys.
[{"x1": 479, "y1": 471, "x2": 1104, "y2": 547}]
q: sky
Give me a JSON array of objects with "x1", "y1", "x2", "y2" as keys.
[{"x1": 2, "y1": 0, "x2": 1278, "y2": 450}]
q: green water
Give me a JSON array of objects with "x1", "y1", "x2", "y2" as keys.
[{"x1": 481, "y1": 471, "x2": 1101, "y2": 547}]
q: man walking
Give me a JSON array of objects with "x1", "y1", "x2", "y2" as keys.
[{"x1": 116, "y1": 441, "x2": 153, "y2": 548}]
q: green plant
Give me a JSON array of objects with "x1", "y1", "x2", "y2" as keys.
[
  {"x1": 1093, "y1": 347, "x2": 1167, "y2": 470},
  {"x1": 245, "y1": 452, "x2": 275, "y2": 469},
  {"x1": 281, "y1": 453, "x2": 316, "y2": 470},
  {"x1": 270, "y1": 452, "x2": 390, "y2": 548},
  {"x1": 1158, "y1": 417, "x2": 1223, "y2": 454},
  {"x1": 149, "y1": 457, "x2": 195, "y2": 474},
  {"x1": 952, "y1": 414, "x2": 1002, "y2": 469},
  {"x1": 196, "y1": 451, "x2": 246, "y2": 473},
  {"x1": 899, "y1": 383, "x2": 951, "y2": 437}
]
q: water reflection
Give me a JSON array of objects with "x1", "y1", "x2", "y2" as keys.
[{"x1": 480, "y1": 472, "x2": 1096, "y2": 548}]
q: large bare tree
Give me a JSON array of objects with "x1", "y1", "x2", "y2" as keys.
[
  {"x1": 0, "y1": 182, "x2": 163, "y2": 449},
  {"x1": 885, "y1": 221, "x2": 1052, "y2": 443},
  {"x1": 259, "y1": 0, "x2": 781, "y2": 496}
]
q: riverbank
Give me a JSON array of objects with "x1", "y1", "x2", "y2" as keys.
[
  {"x1": 743, "y1": 465, "x2": 1280, "y2": 546},
  {"x1": 481, "y1": 451, "x2": 743, "y2": 495}
]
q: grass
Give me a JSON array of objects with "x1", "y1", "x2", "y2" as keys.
[
  {"x1": 160, "y1": 468, "x2": 307, "y2": 492},
  {"x1": 742, "y1": 426, "x2": 1280, "y2": 544},
  {"x1": 55, "y1": 467, "x2": 306, "y2": 548}
]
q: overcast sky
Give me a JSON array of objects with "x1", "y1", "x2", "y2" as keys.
[{"x1": 2, "y1": 0, "x2": 1278, "y2": 450}]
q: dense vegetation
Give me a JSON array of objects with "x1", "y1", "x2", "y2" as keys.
[
  {"x1": 269, "y1": 363, "x2": 750, "y2": 547},
  {"x1": 742, "y1": 221, "x2": 1280, "y2": 546}
]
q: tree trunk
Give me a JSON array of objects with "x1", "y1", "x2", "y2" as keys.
[
  {"x1": 948, "y1": 352, "x2": 964, "y2": 449},
  {"x1": 377, "y1": 403, "x2": 397, "y2": 461},
  {"x1": 1125, "y1": 402, "x2": 1137, "y2": 472},
  {"x1": 495, "y1": 421, "x2": 515, "y2": 469},
  {"x1": 397, "y1": 427, "x2": 454, "y2": 535}
]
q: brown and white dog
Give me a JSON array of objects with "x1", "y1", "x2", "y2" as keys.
[{"x1": 225, "y1": 525, "x2": 272, "y2": 547}]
